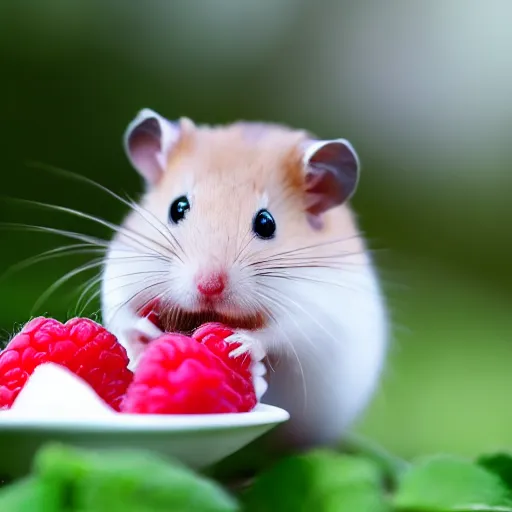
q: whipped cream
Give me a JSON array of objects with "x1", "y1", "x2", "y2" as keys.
[{"x1": 4, "y1": 363, "x2": 115, "y2": 419}]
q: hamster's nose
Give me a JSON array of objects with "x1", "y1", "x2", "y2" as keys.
[{"x1": 196, "y1": 271, "x2": 226, "y2": 297}]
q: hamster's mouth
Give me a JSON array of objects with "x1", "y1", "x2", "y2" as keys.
[{"x1": 137, "y1": 299, "x2": 265, "y2": 335}]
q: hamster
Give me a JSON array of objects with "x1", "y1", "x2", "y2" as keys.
[{"x1": 101, "y1": 109, "x2": 388, "y2": 449}]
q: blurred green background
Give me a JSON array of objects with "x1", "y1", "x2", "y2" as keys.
[{"x1": 0, "y1": 1, "x2": 511, "y2": 460}]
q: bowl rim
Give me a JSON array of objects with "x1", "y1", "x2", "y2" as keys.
[{"x1": 0, "y1": 403, "x2": 290, "y2": 433}]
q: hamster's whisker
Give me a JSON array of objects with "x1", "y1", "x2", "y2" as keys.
[
  {"x1": 109, "y1": 281, "x2": 169, "y2": 322},
  {"x1": 49, "y1": 262, "x2": 167, "y2": 317},
  {"x1": 32, "y1": 253, "x2": 168, "y2": 315},
  {"x1": 0, "y1": 243, "x2": 102, "y2": 283},
  {"x1": 254, "y1": 289, "x2": 317, "y2": 357},
  {"x1": 251, "y1": 251, "x2": 369, "y2": 265},
  {"x1": 255, "y1": 263, "x2": 370, "y2": 273},
  {"x1": 0, "y1": 223, "x2": 174, "y2": 267},
  {"x1": 126, "y1": 197, "x2": 185, "y2": 260},
  {"x1": 25, "y1": 162, "x2": 183, "y2": 257},
  {"x1": 76, "y1": 269, "x2": 169, "y2": 316},
  {"x1": 249, "y1": 251, "x2": 367, "y2": 268},
  {"x1": 250, "y1": 262, "x2": 372, "y2": 281},
  {"x1": 100, "y1": 253, "x2": 171, "y2": 266},
  {"x1": 80, "y1": 271, "x2": 167, "y2": 313},
  {"x1": 7, "y1": 198, "x2": 178, "y2": 261},
  {"x1": 75, "y1": 274, "x2": 104, "y2": 315},
  {"x1": 132, "y1": 286, "x2": 172, "y2": 319},
  {"x1": 251, "y1": 260, "x2": 368, "y2": 272},
  {"x1": 105, "y1": 269, "x2": 169, "y2": 283},
  {"x1": 253, "y1": 290, "x2": 308, "y2": 408},
  {"x1": 257, "y1": 281, "x2": 342, "y2": 347},
  {"x1": 232, "y1": 200, "x2": 245, "y2": 263},
  {"x1": 1, "y1": 241, "x2": 169, "y2": 285},
  {"x1": 255, "y1": 269, "x2": 379, "y2": 298},
  {"x1": 233, "y1": 228, "x2": 256, "y2": 265},
  {"x1": 31, "y1": 257, "x2": 106, "y2": 315},
  {"x1": 107, "y1": 281, "x2": 169, "y2": 329},
  {"x1": 247, "y1": 234, "x2": 367, "y2": 263},
  {"x1": 0, "y1": 222, "x2": 111, "y2": 249}
]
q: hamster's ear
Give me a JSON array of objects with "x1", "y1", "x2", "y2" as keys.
[
  {"x1": 302, "y1": 139, "x2": 360, "y2": 216},
  {"x1": 123, "y1": 108, "x2": 181, "y2": 184}
]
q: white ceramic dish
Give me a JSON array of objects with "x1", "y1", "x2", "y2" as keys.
[
  {"x1": 0, "y1": 364, "x2": 289, "y2": 477},
  {"x1": 0, "y1": 403, "x2": 289, "y2": 477}
]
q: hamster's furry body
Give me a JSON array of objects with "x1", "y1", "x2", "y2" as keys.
[{"x1": 102, "y1": 110, "x2": 388, "y2": 448}]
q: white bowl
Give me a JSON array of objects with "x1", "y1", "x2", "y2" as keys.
[
  {"x1": 0, "y1": 403, "x2": 289, "y2": 477},
  {"x1": 0, "y1": 364, "x2": 289, "y2": 477}
]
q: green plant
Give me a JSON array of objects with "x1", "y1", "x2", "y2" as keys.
[{"x1": 1, "y1": 440, "x2": 512, "y2": 511}]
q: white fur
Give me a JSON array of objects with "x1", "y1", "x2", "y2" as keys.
[
  {"x1": 102, "y1": 111, "x2": 386, "y2": 448},
  {"x1": 101, "y1": 235, "x2": 387, "y2": 448},
  {"x1": 101, "y1": 243, "x2": 164, "y2": 369},
  {"x1": 253, "y1": 263, "x2": 387, "y2": 447},
  {"x1": 101, "y1": 242, "x2": 270, "y2": 400}
]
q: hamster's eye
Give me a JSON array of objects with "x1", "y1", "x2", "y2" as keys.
[
  {"x1": 253, "y1": 209, "x2": 276, "y2": 239},
  {"x1": 169, "y1": 196, "x2": 190, "y2": 224}
]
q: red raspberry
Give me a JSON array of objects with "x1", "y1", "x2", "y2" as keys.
[
  {"x1": 121, "y1": 332, "x2": 256, "y2": 415},
  {"x1": 0, "y1": 317, "x2": 133, "y2": 411},
  {"x1": 192, "y1": 322, "x2": 251, "y2": 379}
]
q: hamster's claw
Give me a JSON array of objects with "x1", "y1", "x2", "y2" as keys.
[
  {"x1": 225, "y1": 331, "x2": 268, "y2": 401},
  {"x1": 225, "y1": 331, "x2": 266, "y2": 362}
]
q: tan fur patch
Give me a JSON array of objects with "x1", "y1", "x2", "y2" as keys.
[{"x1": 133, "y1": 120, "x2": 366, "y2": 268}]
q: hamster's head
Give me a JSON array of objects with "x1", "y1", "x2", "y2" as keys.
[{"x1": 104, "y1": 109, "x2": 363, "y2": 338}]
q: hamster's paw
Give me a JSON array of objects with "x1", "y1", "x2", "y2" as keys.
[
  {"x1": 225, "y1": 331, "x2": 266, "y2": 362},
  {"x1": 225, "y1": 330, "x2": 268, "y2": 400},
  {"x1": 132, "y1": 315, "x2": 163, "y2": 341},
  {"x1": 118, "y1": 314, "x2": 164, "y2": 371}
]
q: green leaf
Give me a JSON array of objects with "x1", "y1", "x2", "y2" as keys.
[
  {"x1": 393, "y1": 455, "x2": 512, "y2": 511},
  {"x1": 243, "y1": 449, "x2": 389, "y2": 512},
  {"x1": 341, "y1": 432, "x2": 410, "y2": 486},
  {"x1": 0, "y1": 476, "x2": 60, "y2": 511},
  {"x1": 35, "y1": 443, "x2": 239, "y2": 512},
  {"x1": 478, "y1": 453, "x2": 512, "y2": 490}
]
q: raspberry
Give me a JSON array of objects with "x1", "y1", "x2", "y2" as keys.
[
  {"x1": 0, "y1": 317, "x2": 133, "y2": 411},
  {"x1": 121, "y1": 333, "x2": 257, "y2": 415},
  {"x1": 192, "y1": 322, "x2": 251, "y2": 379}
]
